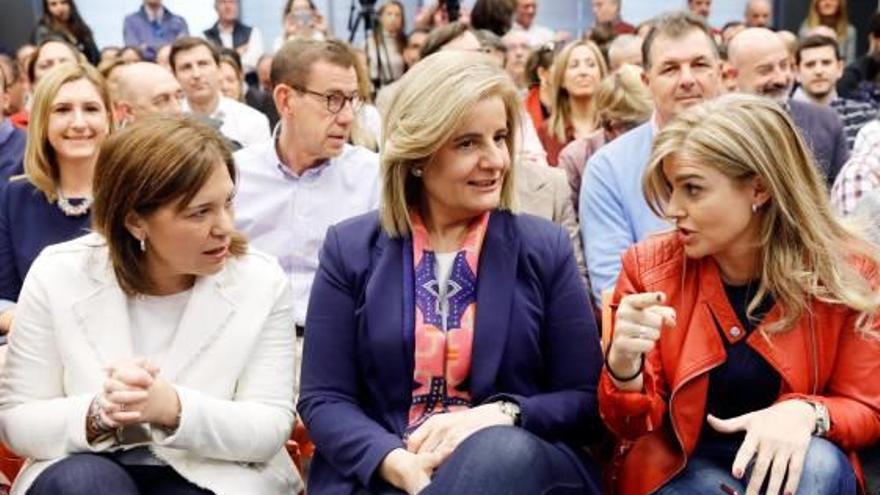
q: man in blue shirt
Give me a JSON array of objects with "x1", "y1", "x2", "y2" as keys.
[
  {"x1": 579, "y1": 11, "x2": 722, "y2": 301},
  {"x1": 0, "y1": 69, "x2": 25, "y2": 181},
  {"x1": 123, "y1": 0, "x2": 189, "y2": 62}
]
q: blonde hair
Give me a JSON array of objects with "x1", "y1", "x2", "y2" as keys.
[
  {"x1": 594, "y1": 64, "x2": 653, "y2": 126},
  {"x1": 380, "y1": 51, "x2": 520, "y2": 237},
  {"x1": 25, "y1": 62, "x2": 113, "y2": 202},
  {"x1": 547, "y1": 40, "x2": 608, "y2": 143},
  {"x1": 92, "y1": 115, "x2": 247, "y2": 295},
  {"x1": 644, "y1": 93, "x2": 880, "y2": 334},
  {"x1": 805, "y1": 0, "x2": 850, "y2": 40}
]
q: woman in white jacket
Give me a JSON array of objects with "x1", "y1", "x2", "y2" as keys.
[{"x1": 0, "y1": 115, "x2": 300, "y2": 495}]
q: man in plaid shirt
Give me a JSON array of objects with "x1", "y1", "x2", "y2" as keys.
[
  {"x1": 793, "y1": 35, "x2": 878, "y2": 150},
  {"x1": 831, "y1": 121, "x2": 880, "y2": 216}
]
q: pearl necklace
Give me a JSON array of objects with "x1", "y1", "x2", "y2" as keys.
[{"x1": 56, "y1": 191, "x2": 92, "y2": 217}]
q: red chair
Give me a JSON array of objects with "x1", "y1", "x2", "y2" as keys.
[{"x1": 0, "y1": 443, "x2": 23, "y2": 486}]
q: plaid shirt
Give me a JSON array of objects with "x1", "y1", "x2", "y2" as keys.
[
  {"x1": 831, "y1": 120, "x2": 880, "y2": 216},
  {"x1": 793, "y1": 88, "x2": 879, "y2": 149}
]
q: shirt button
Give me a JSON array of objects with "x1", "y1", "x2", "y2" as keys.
[{"x1": 730, "y1": 326, "x2": 742, "y2": 338}]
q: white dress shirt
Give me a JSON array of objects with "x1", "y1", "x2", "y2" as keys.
[
  {"x1": 183, "y1": 95, "x2": 271, "y2": 148},
  {"x1": 233, "y1": 139, "x2": 381, "y2": 325}
]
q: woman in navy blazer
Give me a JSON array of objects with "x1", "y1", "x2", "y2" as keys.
[{"x1": 298, "y1": 52, "x2": 603, "y2": 494}]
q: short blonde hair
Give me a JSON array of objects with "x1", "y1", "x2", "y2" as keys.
[
  {"x1": 644, "y1": 93, "x2": 880, "y2": 333},
  {"x1": 25, "y1": 62, "x2": 113, "y2": 202},
  {"x1": 547, "y1": 40, "x2": 608, "y2": 143},
  {"x1": 594, "y1": 64, "x2": 653, "y2": 126},
  {"x1": 380, "y1": 51, "x2": 520, "y2": 237},
  {"x1": 92, "y1": 116, "x2": 247, "y2": 296}
]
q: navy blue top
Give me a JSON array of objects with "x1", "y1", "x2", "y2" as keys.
[
  {"x1": 0, "y1": 179, "x2": 91, "y2": 305},
  {"x1": 0, "y1": 120, "x2": 26, "y2": 181},
  {"x1": 702, "y1": 282, "x2": 780, "y2": 441}
]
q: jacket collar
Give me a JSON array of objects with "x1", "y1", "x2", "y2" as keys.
[{"x1": 71, "y1": 239, "x2": 237, "y2": 381}]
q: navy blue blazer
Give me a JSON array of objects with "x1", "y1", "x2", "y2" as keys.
[{"x1": 298, "y1": 210, "x2": 602, "y2": 494}]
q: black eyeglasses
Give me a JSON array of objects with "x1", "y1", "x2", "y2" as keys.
[{"x1": 292, "y1": 86, "x2": 362, "y2": 114}]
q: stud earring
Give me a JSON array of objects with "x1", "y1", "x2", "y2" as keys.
[
  {"x1": 139, "y1": 238, "x2": 146, "y2": 252},
  {"x1": 411, "y1": 167, "x2": 423, "y2": 177},
  {"x1": 751, "y1": 203, "x2": 759, "y2": 214}
]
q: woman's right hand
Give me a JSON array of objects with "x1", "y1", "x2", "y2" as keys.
[
  {"x1": 606, "y1": 292, "x2": 675, "y2": 387},
  {"x1": 100, "y1": 358, "x2": 160, "y2": 426},
  {"x1": 378, "y1": 448, "x2": 441, "y2": 495},
  {"x1": 0, "y1": 309, "x2": 14, "y2": 337}
]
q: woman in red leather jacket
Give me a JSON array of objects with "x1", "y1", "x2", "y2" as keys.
[{"x1": 600, "y1": 93, "x2": 880, "y2": 495}]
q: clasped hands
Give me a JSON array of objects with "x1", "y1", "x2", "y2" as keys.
[
  {"x1": 96, "y1": 358, "x2": 181, "y2": 431},
  {"x1": 379, "y1": 403, "x2": 514, "y2": 495}
]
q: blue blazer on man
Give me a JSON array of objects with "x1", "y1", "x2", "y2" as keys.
[{"x1": 298, "y1": 210, "x2": 603, "y2": 494}]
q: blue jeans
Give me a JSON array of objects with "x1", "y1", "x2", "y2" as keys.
[
  {"x1": 359, "y1": 426, "x2": 600, "y2": 495},
  {"x1": 653, "y1": 437, "x2": 857, "y2": 495},
  {"x1": 27, "y1": 454, "x2": 214, "y2": 495}
]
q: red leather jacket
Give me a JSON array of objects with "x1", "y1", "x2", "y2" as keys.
[{"x1": 599, "y1": 233, "x2": 880, "y2": 495}]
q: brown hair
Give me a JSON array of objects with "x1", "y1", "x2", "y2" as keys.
[
  {"x1": 271, "y1": 38, "x2": 357, "y2": 90},
  {"x1": 169, "y1": 36, "x2": 220, "y2": 73},
  {"x1": 805, "y1": 0, "x2": 850, "y2": 40},
  {"x1": 25, "y1": 62, "x2": 113, "y2": 201},
  {"x1": 92, "y1": 115, "x2": 247, "y2": 295}
]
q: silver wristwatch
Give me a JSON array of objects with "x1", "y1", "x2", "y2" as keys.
[
  {"x1": 806, "y1": 400, "x2": 830, "y2": 437},
  {"x1": 498, "y1": 401, "x2": 521, "y2": 426}
]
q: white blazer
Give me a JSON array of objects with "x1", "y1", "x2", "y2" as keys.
[{"x1": 0, "y1": 233, "x2": 301, "y2": 495}]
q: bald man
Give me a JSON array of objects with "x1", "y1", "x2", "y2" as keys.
[
  {"x1": 728, "y1": 28, "x2": 848, "y2": 183},
  {"x1": 114, "y1": 62, "x2": 183, "y2": 126},
  {"x1": 744, "y1": 0, "x2": 772, "y2": 28}
]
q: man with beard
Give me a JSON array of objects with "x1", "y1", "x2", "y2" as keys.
[
  {"x1": 794, "y1": 35, "x2": 876, "y2": 150},
  {"x1": 579, "y1": 11, "x2": 721, "y2": 301},
  {"x1": 729, "y1": 27, "x2": 848, "y2": 183}
]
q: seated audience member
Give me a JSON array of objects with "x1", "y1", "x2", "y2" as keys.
[
  {"x1": 0, "y1": 55, "x2": 27, "y2": 119},
  {"x1": 0, "y1": 62, "x2": 112, "y2": 338},
  {"x1": 123, "y1": 0, "x2": 189, "y2": 61},
  {"x1": 728, "y1": 27, "x2": 849, "y2": 184},
  {"x1": 579, "y1": 11, "x2": 721, "y2": 301},
  {"x1": 510, "y1": 0, "x2": 555, "y2": 47},
  {"x1": 0, "y1": 66, "x2": 26, "y2": 181},
  {"x1": 831, "y1": 122, "x2": 880, "y2": 216},
  {"x1": 539, "y1": 40, "x2": 608, "y2": 166},
  {"x1": 591, "y1": 0, "x2": 636, "y2": 36},
  {"x1": 15, "y1": 45, "x2": 36, "y2": 80},
  {"x1": 720, "y1": 20, "x2": 745, "y2": 46},
  {"x1": 204, "y1": 0, "x2": 264, "y2": 74},
  {"x1": 799, "y1": 0, "x2": 856, "y2": 64},
  {"x1": 20, "y1": 39, "x2": 85, "y2": 129},
  {"x1": 607, "y1": 33, "x2": 643, "y2": 70},
  {"x1": 502, "y1": 30, "x2": 530, "y2": 91},
  {"x1": 273, "y1": 0, "x2": 330, "y2": 51},
  {"x1": 154, "y1": 44, "x2": 172, "y2": 71},
  {"x1": 99, "y1": 46, "x2": 120, "y2": 65},
  {"x1": 601, "y1": 92, "x2": 879, "y2": 495},
  {"x1": 837, "y1": 13, "x2": 880, "y2": 105},
  {"x1": 744, "y1": 0, "x2": 772, "y2": 28},
  {"x1": 522, "y1": 43, "x2": 555, "y2": 135},
  {"x1": 299, "y1": 50, "x2": 603, "y2": 495},
  {"x1": 114, "y1": 62, "x2": 183, "y2": 126},
  {"x1": 365, "y1": 0, "x2": 407, "y2": 88},
  {"x1": 559, "y1": 64, "x2": 652, "y2": 213},
  {"x1": 402, "y1": 28, "x2": 428, "y2": 71},
  {"x1": 170, "y1": 37, "x2": 270, "y2": 148},
  {"x1": 794, "y1": 35, "x2": 877, "y2": 150},
  {"x1": 118, "y1": 46, "x2": 144, "y2": 64},
  {"x1": 218, "y1": 52, "x2": 245, "y2": 102},
  {"x1": 244, "y1": 54, "x2": 279, "y2": 128},
  {"x1": 31, "y1": 0, "x2": 99, "y2": 65},
  {"x1": 233, "y1": 39, "x2": 380, "y2": 385},
  {"x1": 687, "y1": 0, "x2": 712, "y2": 20},
  {"x1": 0, "y1": 115, "x2": 300, "y2": 495}
]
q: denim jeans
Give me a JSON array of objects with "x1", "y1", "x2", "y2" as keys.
[
  {"x1": 653, "y1": 436, "x2": 857, "y2": 495},
  {"x1": 27, "y1": 454, "x2": 214, "y2": 495},
  {"x1": 358, "y1": 425, "x2": 600, "y2": 495}
]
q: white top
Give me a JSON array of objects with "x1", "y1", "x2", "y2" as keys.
[
  {"x1": 233, "y1": 138, "x2": 381, "y2": 325},
  {"x1": 128, "y1": 289, "x2": 192, "y2": 365},
  {"x1": 510, "y1": 21, "x2": 555, "y2": 48},
  {"x1": 183, "y1": 95, "x2": 271, "y2": 149},
  {"x1": 217, "y1": 25, "x2": 264, "y2": 73}
]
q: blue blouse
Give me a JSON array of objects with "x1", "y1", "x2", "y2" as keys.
[{"x1": 0, "y1": 179, "x2": 91, "y2": 308}]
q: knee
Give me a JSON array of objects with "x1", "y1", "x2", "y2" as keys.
[
  {"x1": 28, "y1": 454, "x2": 136, "y2": 495},
  {"x1": 454, "y1": 426, "x2": 544, "y2": 473},
  {"x1": 797, "y1": 437, "x2": 856, "y2": 494}
]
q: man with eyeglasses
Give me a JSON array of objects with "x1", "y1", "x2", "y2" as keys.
[{"x1": 233, "y1": 39, "x2": 380, "y2": 386}]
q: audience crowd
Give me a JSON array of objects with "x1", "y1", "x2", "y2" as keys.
[{"x1": 2, "y1": 0, "x2": 880, "y2": 494}]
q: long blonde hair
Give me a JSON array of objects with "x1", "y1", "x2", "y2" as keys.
[
  {"x1": 380, "y1": 51, "x2": 520, "y2": 237},
  {"x1": 644, "y1": 93, "x2": 880, "y2": 334},
  {"x1": 25, "y1": 62, "x2": 113, "y2": 202},
  {"x1": 805, "y1": 0, "x2": 850, "y2": 40},
  {"x1": 547, "y1": 40, "x2": 608, "y2": 143}
]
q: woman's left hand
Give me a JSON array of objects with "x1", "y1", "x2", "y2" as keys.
[
  {"x1": 707, "y1": 400, "x2": 818, "y2": 495},
  {"x1": 104, "y1": 359, "x2": 181, "y2": 429},
  {"x1": 406, "y1": 403, "x2": 514, "y2": 462}
]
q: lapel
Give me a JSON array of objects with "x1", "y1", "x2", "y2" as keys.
[
  {"x1": 161, "y1": 270, "x2": 236, "y2": 381},
  {"x1": 471, "y1": 211, "x2": 519, "y2": 400},
  {"x1": 72, "y1": 284, "x2": 134, "y2": 368},
  {"x1": 515, "y1": 164, "x2": 550, "y2": 218}
]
